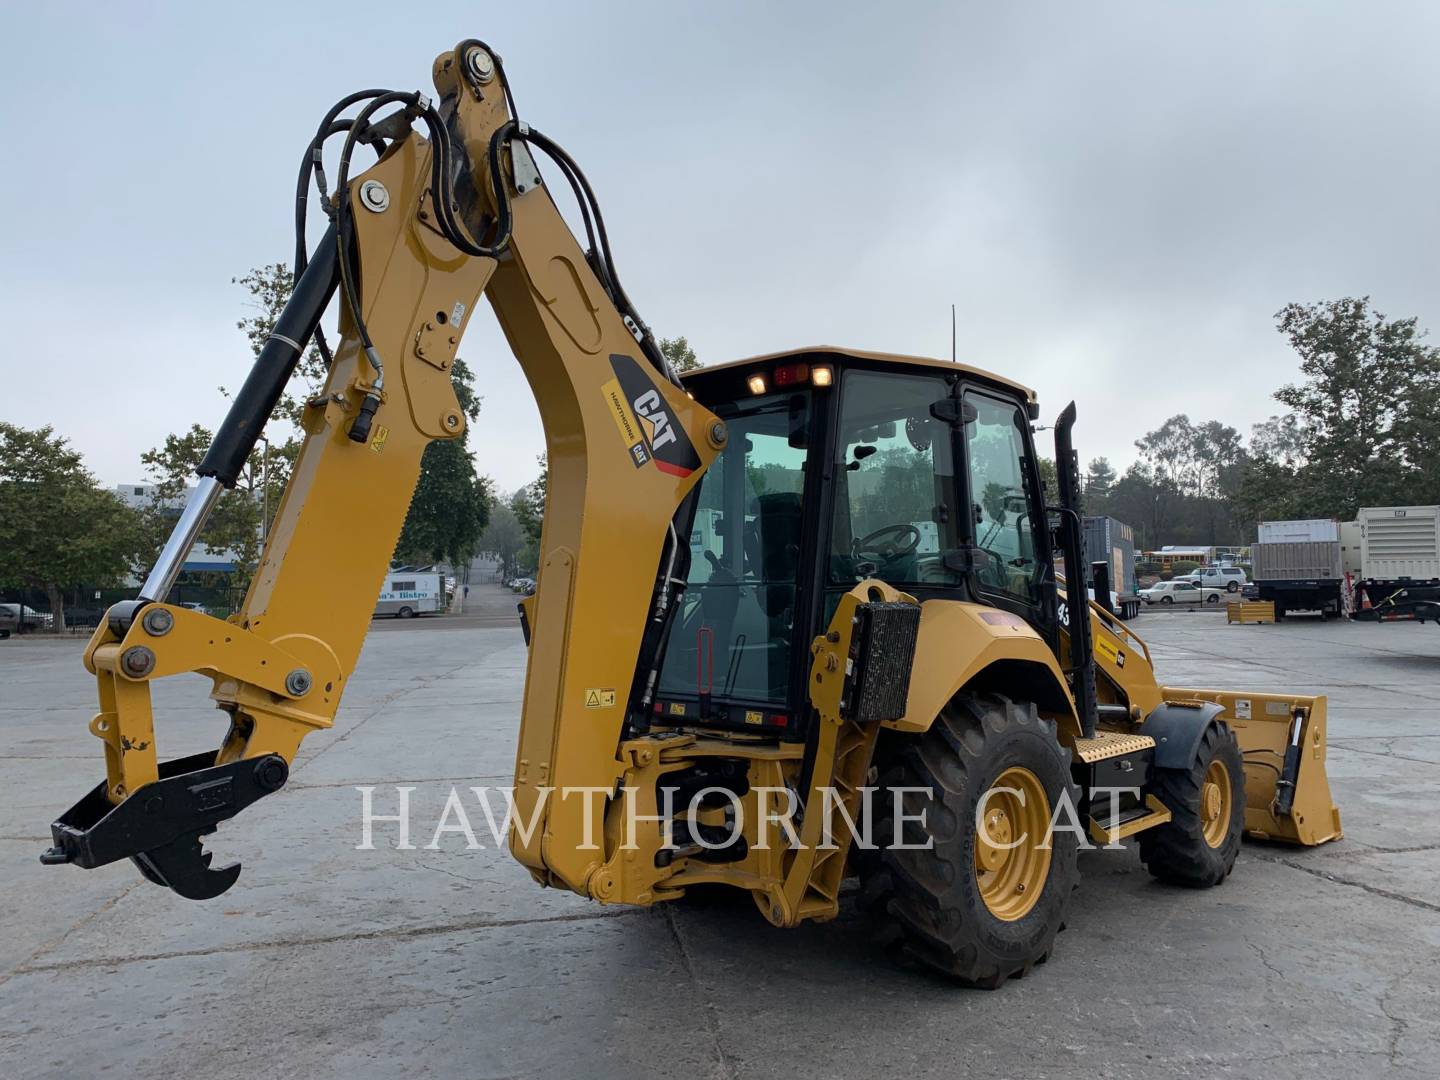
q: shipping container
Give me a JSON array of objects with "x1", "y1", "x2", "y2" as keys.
[
  {"x1": 1252, "y1": 541, "x2": 1342, "y2": 581},
  {"x1": 1358, "y1": 506, "x2": 1440, "y2": 583},
  {"x1": 1257, "y1": 519, "x2": 1339, "y2": 544},
  {"x1": 1083, "y1": 515, "x2": 1141, "y2": 619}
]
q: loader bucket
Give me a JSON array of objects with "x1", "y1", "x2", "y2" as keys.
[{"x1": 1161, "y1": 688, "x2": 1342, "y2": 846}]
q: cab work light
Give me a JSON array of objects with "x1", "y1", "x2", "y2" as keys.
[{"x1": 747, "y1": 373, "x2": 768, "y2": 395}]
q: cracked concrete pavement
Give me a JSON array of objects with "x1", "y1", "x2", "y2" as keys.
[{"x1": 2, "y1": 590, "x2": 1438, "y2": 1078}]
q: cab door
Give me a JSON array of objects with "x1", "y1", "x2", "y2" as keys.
[
  {"x1": 957, "y1": 385, "x2": 1057, "y2": 641},
  {"x1": 822, "y1": 366, "x2": 966, "y2": 607}
]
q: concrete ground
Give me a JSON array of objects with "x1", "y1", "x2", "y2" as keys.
[{"x1": 2, "y1": 590, "x2": 1438, "y2": 1079}]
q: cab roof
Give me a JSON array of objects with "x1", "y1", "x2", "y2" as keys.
[{"x1": 689, "y1": 345, "x2": 1037, "y2": 404}]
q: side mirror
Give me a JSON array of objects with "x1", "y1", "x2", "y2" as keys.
[
  {"x1": 847, "y1": 444, "x2": 877, "y2": 471},
  {"x1": 930, "y1": 398, "x2": 978, "y2": 426}
]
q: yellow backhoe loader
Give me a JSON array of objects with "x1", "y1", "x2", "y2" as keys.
[{"x1": 40, "y1": 39, "x2": 1341, "y2": 987}]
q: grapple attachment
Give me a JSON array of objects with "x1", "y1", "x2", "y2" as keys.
[{"x1": 41, "y1": 749, "x2": 290, "y2": 900}]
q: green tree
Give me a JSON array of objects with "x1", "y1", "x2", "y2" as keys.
[
  {"x1": 1106, "y1": 464, "x2": 1163, "y2": 551},
  {"x1": 233, "y1": 262, "x2": 329, "y2": 427},
  {"x1": 153, "y1": 264, "x2": 498, "y2": 601},
  {"x1": 1269, "y1": 297, "x2": 1440, "y2": 517},
  {"x1": 0, "y1": 424, "x2": 148, "y2": 631},
  {"x1": 394, "y1": 358, "x2": 492, "y2": 568},
  {"x1": 512, "y1": 454, "x2": 548, "y2": 546},
  {"x1": 660, "y1": 335, "x2": 702, "y2": 374},
  {"x1": 395, "y1": 444, "x2": 492, "y2": 567},
  {"x1": 1036, "y1": 456, "x2": 1058, "y2": 502},
  {"x1": 479, "y1": 502, "x2": 527, "y2": 579},
  {"x1": 144, "y1": 261, "x2": 327, "y2": 603},
  {"x1": 1084, "y1": 457, "x2": 1117, "y2": 505},
  {"x1": 1248, "y1": 414, "x2": 1308, "y2": 469},
  {"x1": 141, "y1": 424, "x2": 271, "y2": 602},
  {"x1": 1128, "y1": 415, "x2": 1248, "y2": 546}
]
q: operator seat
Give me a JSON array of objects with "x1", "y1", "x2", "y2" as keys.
[
  {"x1": 744, "y1": 492, "x2": 803, "y2": 698},
  {"x1": 746, "y1": 492, "x2": 803, "y2": 617}
]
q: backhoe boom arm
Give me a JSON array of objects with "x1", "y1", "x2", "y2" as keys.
[{"x1": 42, "y1": 40, "x2": 722, "y2": 898}]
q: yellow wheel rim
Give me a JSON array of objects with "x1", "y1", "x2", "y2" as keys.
[
  {"x1": 1200, "y1": 758, "x2": 1232, "y2": 849},
  {"x1": 974, "y1": 766, "x2": 1052, "y2": 922}
]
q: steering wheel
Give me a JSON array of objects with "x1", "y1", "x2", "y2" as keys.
[{"x1": 854, "y1": 523, "x2": 922, "y2": 560}]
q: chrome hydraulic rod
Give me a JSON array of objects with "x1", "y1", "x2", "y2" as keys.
[
  {"x1": 138, "y1": 225, "x2": 340, "y2": 603},
  {"x1": 138, "y1": 475, "x2": 225, "y2": 602}
]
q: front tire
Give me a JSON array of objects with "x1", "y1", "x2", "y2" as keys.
[
  {"x1": 858, "y1": 693, "x2": 1080, "y2": 987},
  {"x1": 1138, "y1": 723, "x2": 1244, "y2": 887},
  {"x1": 1161, "y1": 596, "x2": 1174, "y2": 606}
]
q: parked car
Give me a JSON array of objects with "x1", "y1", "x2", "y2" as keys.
[
  {"x1": 1139, "y1": 580, "x2": 1225, "y2": 606},
  {"x1": 0, "y1": 603, "x2": 53, "y2": 635}
]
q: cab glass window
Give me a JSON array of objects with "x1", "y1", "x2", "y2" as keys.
[
  {"x1": 963, "y1": 391, "x2": 1042, "y2": 604},
  {"x1": 829, "y1": 370, "x2": 959, "y2": 588},
  {"x1": 657, "y1": 391, "x2": 811, "y2": 706}
]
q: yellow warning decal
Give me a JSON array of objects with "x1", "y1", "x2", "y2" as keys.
[
  {"x1": 1094, "y1": 636, "x2": 1120, "y2": 666},
  {"x1": 744, "y1": 710, "x2": 764, "y2": 726},
  {"x1": 600, "y1": 378, "x2": 650, "y2": 468},
  {"x1": 583, "y1": 688, "x2": 617, "y2": 709},
  {"x1": 369, "y1": 424, "x2": 390, "y2": 454},
  {"x1": 669, "y1": 702, "x2": 687, "y2": 716}
]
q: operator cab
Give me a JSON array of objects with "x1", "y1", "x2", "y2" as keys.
[{"x1": 652, "y1": 347, "x2": 1058, "y2": 737}]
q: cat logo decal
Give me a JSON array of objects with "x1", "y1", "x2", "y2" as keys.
[{"x1": 601, "y1": 354, "x2": 701, "y2": 477}]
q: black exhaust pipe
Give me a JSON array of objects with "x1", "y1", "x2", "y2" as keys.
[{"x1": 1054, "y1": 402, "x2": 1098, "y2": 738}]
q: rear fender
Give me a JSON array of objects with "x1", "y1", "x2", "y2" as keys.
[
  {"x1": 886, "y1": 600, "x2": 1081, "y2": 740},
  {"x1": 1144, "y1": 700, "x2": 1225, "y2": 769}
]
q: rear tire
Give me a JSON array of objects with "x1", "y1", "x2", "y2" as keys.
[
  {"x1": 857, "y1": 693, "x2": 1080, "y2": 988},
  {"x1": 1138, "y1": 723, "x2": 1244, "y2": 887},
  {"x1": 397, "y1": 606, "x2": 415, "y2": 619}
]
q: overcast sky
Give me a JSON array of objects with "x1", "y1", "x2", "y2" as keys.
[{"x1": 4, "y1": 2, "x2": 1438, "y2": 495}]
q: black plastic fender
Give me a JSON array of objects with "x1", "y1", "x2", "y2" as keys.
[{"x1": 1144, "y1": 700, "x2": 1227, "y2": 769}]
